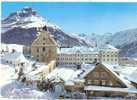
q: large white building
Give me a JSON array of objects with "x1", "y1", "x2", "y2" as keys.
[
  {"x1": 100, "y1": 45, "x2": 119, "y2": 65},
  {"x1": 57, "y1": 45, "x2": 119, "y2": 65}
]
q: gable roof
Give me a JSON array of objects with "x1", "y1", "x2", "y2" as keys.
[
  {"x1": 99, "y1": 63, "x2": 129, "y2": 88},
  {"x1": 32, "y1": 30, "x2": 59, "y2": 47},
  {"x1": 71, "y1": 63, "x2": 128, "y2": 88}
]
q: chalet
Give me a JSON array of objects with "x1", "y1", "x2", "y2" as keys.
[{"x1": 64, "y1": 63, "x2": 137, "y2": 98}]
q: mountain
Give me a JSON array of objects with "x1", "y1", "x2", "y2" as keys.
[
  {"x1": 109, "y1": 28, "x2": 137, "y2": 57},
  {"x1": 109, "y1": 28, "x2": 137, "y2": 47},
  {"x1": 77, "y1": 32, "x2": 113, "y2": 47},
  {"x1": 1, "y1": 7, "x2": 92, "y2": 47},
  {"x1": 77, "y1": 28, "x2": 137, "y2": 57}
]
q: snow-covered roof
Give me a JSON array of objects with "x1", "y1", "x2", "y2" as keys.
[
  {"x1": 84, "y1": 85, "x2": 137, "y2": 94},
  {"x1": 47, "y1": 68, "x2": 75, "y2": 82},
  {"x1": 1, "y1": 43, "x2": 23, "y2": 52},
  {"x1": 3, "y1": 52, "x2": 27, "y2": 62},
  {"x1": 102, "y1": 63, "x2": 131, "y2": 88},
  {"x1": 127, "y1": 69, "x2": 137, "y2": 83},
  {"x1": 101, "y1": 44, "x2": 119, "y2": 51},
  {"x1": 71, "y1": 63, "x2": 131, "y2": 88},
  {"x1": 58, "y1": 46, "x2": 99, "y2": 54},
  {"x1": 70, "y1": 64, "x2": 96, "y2": 80},
  {"x1": 27, "y1": 64, "x2": 48, "y2": 76}
]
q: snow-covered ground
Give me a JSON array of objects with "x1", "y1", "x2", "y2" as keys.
[
  {"x1": 1, "y1": 43, "x2": 137, "y2": 99},
  {"x1": 0, "y1": 63, "x2": 64, "y2": 99},
  {"x1": 1, "y1": 43, "x2": 24, "y2": 53}
]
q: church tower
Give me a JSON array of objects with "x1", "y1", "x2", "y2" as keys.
[{"x1": 31, "y1": 25, "x2": 59, "y2": 64}]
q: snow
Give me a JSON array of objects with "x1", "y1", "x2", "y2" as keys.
[
  {"x1": 102, "y1": 63, "x2": 132, "y2": 88},
  {"x1": 1, "y1": 43, "x2": 23, "y2": 53},
  {"x1": 0, "y1": 80, "x2": 53, "y2": 99},
  {"x1": 2, "y1": 8, "x2": 61, "y2": 33},
  {"x1": 0, "y1": 63, "x2": 63, "y2": 99},
  {"x1": 84, "y1": 85, "x2": 137, "y2": 94},
  {"x1": 2, "y1": 51, "x2": 27, "y2": 63},
  {"x1": 101, "y1": 44, "x2": 119, "y2": 51},
  {"x1": 27, "y1": 64, "x2": 48, "y2": 76},
  {"x1": 0, "y1": 64, "x2": 16, "y2": 88},
  {"x1": 118, "y1": 66, "x2": 137, "y2": 83},
  {"x1": 47, "y1": 64, "x2": 95, "y2": 85},
  {"x1": 47, "y1": 67, "x2": 75, "y2": 82},
  {"x1": 126, "y1": 69, "x2": 137, "y2": 83},
  {"x1": 58, "y1": 46, "x2": 99, "y2": 54}
]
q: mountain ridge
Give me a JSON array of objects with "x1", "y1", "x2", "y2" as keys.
[{"x1": 1, "y1": 7, "x2": 93, "y2": 47}]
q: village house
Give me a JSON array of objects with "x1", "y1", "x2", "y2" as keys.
[
  {"x1": 62, "y1": 63, "x2": 137, "y2": 99},
  {"x1": 2, "y1": 50, "x2": 27, "y2": 66}
]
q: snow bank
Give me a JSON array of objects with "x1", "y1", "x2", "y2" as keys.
[{"x1": 1, "y1": 80, "x2": 53, "y2": 99}]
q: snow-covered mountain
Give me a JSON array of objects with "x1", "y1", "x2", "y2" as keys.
[
  {"x1": 77, "y1": 28, "x2": 137, "y2": 57},
  {"x1": 1, "y1": 7, "x2": 92, "y2": 47},
  {"x1": 109, "y1": 28, "x2": 137, "y2": 57},
  {"x1": 77, "y1": 32, "x2": 113, "y2": 47}
]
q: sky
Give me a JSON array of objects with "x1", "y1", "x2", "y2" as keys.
[{"x1": 2, "y1": 2, "x2": 137, "y2": 34}]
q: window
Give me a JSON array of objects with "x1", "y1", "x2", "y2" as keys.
[
  {"x1": 43, "y1": 37, "x2": 45, "y2": 40},
  {"x1": 37, "y1": 48, "x2": 39, "y2": 52},
  {"x1": 94, "y1": 80, "x2": 99, "y2": 85},
  {"x1": 43, "y1": 43, "x2": 45, "y2": 45},
  {"x1": 87, "y1": 80, "x2": 91, "y2": 84},
  {"x1": 101, "y1": 72, "x2": 107, "y2": 78},
  {"x1": 43, "y1": 47, "x2": 45, "y2": 51},
  {"x1": 109, "y1": 81, "x2": 113, "y2": 86},
  {"x1": 101, "y1": 80, "x2": 106, "y2": 86},
  {"x1": 93, "y1": 72, "x2": 99, "y2": 78},
  {"x1": 37, "y1": 55, "x2": 39, "y2": 57}
]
